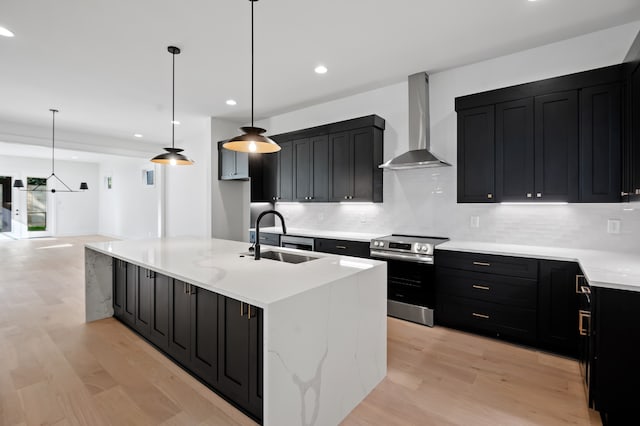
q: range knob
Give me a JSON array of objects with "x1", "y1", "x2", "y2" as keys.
[
  {"x1": 373, "y1": 241, "x2": 380, "y2": 247},
  {"x1": 379, "y1": 242, "x2": 384, "y2": 247},
  {"x1": 421, "y1": 245, "x2": 429, "y2": 252}
]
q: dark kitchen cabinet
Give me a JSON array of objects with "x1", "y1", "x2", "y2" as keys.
[
  {"x1": 495, "y1": 98, "x2": 534, "y2": 201},
  {"x1": 168, "y1": 279, "x2": 192, "y2": 365},
  {"x1": 456, "y1": 64, "x2": 625, "y2": 204},
  {"x1": 435, "y1": 250, "x2": 538, "y2": 344},
  {"x1": 189, "y1": 285, "x2": 219, "y2": 386},
  {"x1": 218, "y1": 141, "x2": 249, "y2": 181},
  {"x1": 314, "y1": 237, "x2": 370, "y2": 258},
  {"x1": 534, "y1": 90, "x2": 579, "y2": 202},
  {"x1": 329, "y1": 127, "x2": 383, "y2": 202},
  {"x1": 293, "y1": 135, "x2": 329, "y2": 202},
  {"x1": 537, "y1": 260, "x2": 580, "y2": 357},
  {"x1": 579, "y1": 84, "x2": 622, "y2": 202},
  {"x1": 218, "y1": 296, "x2": 263, "y2": 420},
  {"x1": 148, "y1": 272, "x2": 170, "y2": 351},
  {"x1": 113, "y1": 259, "x2": 137, "y2": 327},
  {"x1": 590, "y1": 287, "x2": 640, "y2": 423},
  {"x1": 249, "y1": 152, "x2": 277, "y2": 202},
  {"x1": 623, "y1": 59, "x2": 640, "y2": 201},
  {"x1": 457, "y1": 105, "x2": 495, "y2": 203},
  {"x1": 276, "y1": 141, "x2": 294, "y2": 201},
  {"x1": 134, "y1": 267, "x2": 153, "y2": 336}
]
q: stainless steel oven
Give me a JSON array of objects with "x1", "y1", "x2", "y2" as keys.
[{"x1": 370, "y1": 235, "x2": 448, "y2": 327}]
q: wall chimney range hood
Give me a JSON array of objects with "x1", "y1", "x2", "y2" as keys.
[{"x1": 379, "y1": 72, "x2": 451, "y2": 169}]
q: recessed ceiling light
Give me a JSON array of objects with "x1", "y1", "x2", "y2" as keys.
[
  {"x1": 528, "y1": 0, "x2": 538, "y2": 2},
  {"x1": 171, "y1": 120, "x2": 180, "y2": 125},
  {"x1": 0, "y1": 27, "x2": 15, "y2": 38},
  {"x1": 226, "y1": 99, "x2": 237, "y2": 106},
  {"x1": 134, "y1": 133, "x2": 143, "y2": 138},
  {"x1": 314, "y1": 65, "x2": 328, "y2": 74},
  {"x1": 71, "y1": 156, "x2": 79, "y2": 160}
]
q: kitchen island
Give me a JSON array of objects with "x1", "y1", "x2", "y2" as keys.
[{"x1": 84, "y1": 237, "x2": 387, "y2": 426}]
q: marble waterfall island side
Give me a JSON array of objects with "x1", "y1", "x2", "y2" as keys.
[{"x1": 85, "y1": 237, "x2": 387, "y2": 426}]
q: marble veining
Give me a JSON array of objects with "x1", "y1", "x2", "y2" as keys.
[{"x1": 84, "y1": 248, "x2": 114, "y2": 322}]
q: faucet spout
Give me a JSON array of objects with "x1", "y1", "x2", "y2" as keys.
[{"x1": 254, "y1": 210, "x2": 287, "y2": 260}]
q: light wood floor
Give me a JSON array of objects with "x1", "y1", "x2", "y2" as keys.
[{"x1": 0, "y1": 236, "x2": 601, "y2": 425}]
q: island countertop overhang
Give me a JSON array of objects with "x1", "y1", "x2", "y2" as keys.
[{"x1": 85, "y1": 237, "x2": 386, "y2": 308}]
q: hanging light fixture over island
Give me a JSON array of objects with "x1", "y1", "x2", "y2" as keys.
[
  {"x1": 223, "y1": 0, "x2": 280, "y2": 154},
  {"x1": 151, "y1": 46, "x2": 194, "y2": 166}
]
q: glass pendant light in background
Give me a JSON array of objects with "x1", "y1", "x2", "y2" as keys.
[
  {"x1": 151, "y1": 46, "x2": 194, "y2": 165},
  {"x1": 223, "y1": 0, "x2": 280, "y2": 154}
]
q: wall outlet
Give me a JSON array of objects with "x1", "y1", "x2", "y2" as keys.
[
  {"x1": 607, "y1": 219, "x2": 621, "y2": 234},
  {"x1": 470, "y1": 215, "x2": 480, "y2": 228}
]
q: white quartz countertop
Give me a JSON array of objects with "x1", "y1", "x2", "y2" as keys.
[
  {"x1": 86, "y1": 237, "x2": 384, "y2": 308},
  {"x1": 438, "y1": 241, "x2": 640, "y2": 292},
  {"x1": 250, "y1": 227, "x2": 387, "y2": 243}
]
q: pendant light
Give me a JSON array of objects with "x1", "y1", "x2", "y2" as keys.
[
  {"x1": 223, "y1": 0, "x2": 280, "y2": 154},
  {"x1": 151, "y1": 46, "x2": 194, "y2": 166},
  {"x1": 15, "y1": 109, "x2": 89, "y2": 193}
]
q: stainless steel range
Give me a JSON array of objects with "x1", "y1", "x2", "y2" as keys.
[{"x1": 370, "y1": 235, "x2": 448, "y2": 326}]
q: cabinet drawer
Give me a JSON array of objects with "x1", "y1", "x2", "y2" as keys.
[
  {"x1": 257, "y1": 232, "x2": 279, "y2": 247},
  {"x1": 436, "y1": 267, "x2": 537, "y2": 309},
  {"x1": 437, "y1": 296, "x2": 537, "y2": 343},
  {"x1": 314, "y1": 238, "x2": 370, "y2": 258},
  {"x1": 435, "y1": 250, "x2": 538, "y2": 279}
]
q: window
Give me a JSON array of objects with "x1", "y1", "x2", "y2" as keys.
[{"x1": 27, "y1": 177, "x2": 47, "y2": 231}]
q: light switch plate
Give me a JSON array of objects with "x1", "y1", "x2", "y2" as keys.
[
  {"x1": 607, "y1": 219, "x2": 621, "y2": 234},
  {"x1": 470, "y1": 215, "x2": 480, "y2": 228}
]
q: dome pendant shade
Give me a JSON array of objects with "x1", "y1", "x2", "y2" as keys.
[
  {"x1": 223, "y1": 127, "x2": 281, "y2": 153},
  {"x1": 151, "y1": 147, "x2": 194, "y2": 165}
]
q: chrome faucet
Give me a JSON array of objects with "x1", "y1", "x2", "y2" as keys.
[{"x1": 254, "y1": 210, "x2": 287, "y2": 260}]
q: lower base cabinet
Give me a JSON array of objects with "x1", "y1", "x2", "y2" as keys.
[{"x1": 113, "y1": 260, "x2": 263, "y2": 422}]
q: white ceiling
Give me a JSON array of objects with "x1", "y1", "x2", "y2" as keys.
[{"x1": 2, "y1": 0, "x2": 640, "y2": 154}]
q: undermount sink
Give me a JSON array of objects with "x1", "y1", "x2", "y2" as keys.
[{"x1": 244, "y1": 250, "x2": 319, "y2": 264}]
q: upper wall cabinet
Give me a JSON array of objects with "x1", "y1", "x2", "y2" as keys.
[
  {"x1": 250, "y1": 115, "x2": 385, "y2": 204},
  {"x1": 456, "y1": 64, "x2": 624, "y2": 203},
  {"x1": 623, "y1": 30, "x2": 640, "y2": 202},
  {"x1": 218, "y1": 141, "x2": 249, "y2": 181},
  {"x1": 457, "y1": 106, "x2": 495, "y2": 202}
]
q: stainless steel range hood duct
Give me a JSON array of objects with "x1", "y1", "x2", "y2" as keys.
[{"x1": 379, "y1": 72, "x2": 451, "y2": 169}]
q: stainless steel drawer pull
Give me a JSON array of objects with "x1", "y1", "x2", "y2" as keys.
[
  {"x1": 472, "y1": 313, "x2": 490, "y2": 319},
  {"x1": 248, "y1": 304, "x2": 252, "y2": 320},
  {"x1": 472, "y1": 285, "x2": 490, "y2": 291},
  {"x1": 578, "y1": 310, "x2": 590, "y2": 336},
  {"x1": 335, "y1": 245, "x2": 347, "y2": 249},
  {"x1": 575, "y1": 274, "x2": 585, "y2": 294},
  {"x1": 240, "y1": 301, "x2": 244, "y2": 317},
  {"x1": 473, "y1": 261, "x2": 491, "y2": 267}
]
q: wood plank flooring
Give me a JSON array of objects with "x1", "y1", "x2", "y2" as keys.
[{"x1": 0, "y1": 236, "x2": 600, "y2": 425}]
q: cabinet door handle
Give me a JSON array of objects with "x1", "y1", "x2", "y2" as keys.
[
  {"x1": 575, "y1": 274, "x2": 585, "y2": 294},
  {"x1": 526, "y1": 193, "x2": 532, "y2": 198},
  {"x1": 636, "y1": 189, "x2": 640, "y2": 195},
  {"x1": 487, "y1": 193, "x2": 493, "y2": 199},
  {"x1": 248, "y1": 304, "x2": 252, "y2": 320},
  {"x1": 183, "y1": 282, "x2": 188, "y2": 294},
  {"x1": 240, "y1": 301, "x2": 245, "y2": 317},
  {"x1": 536, "y1": 193, "x2": 542, "y2": 198},
  {"x1": 190, "y1": 285, "x2": 197, "y2": 295},
  {"x1": 578, "y1": 310, "x2": 590, "y2": 336},
  {"x1": 472, "y1": 284, "x2": 490, "y2": 290},
  {"x1": 335, "y1": 245, "x2": 347, "y2": 250},
  {"x1": 621, "y1": 192, "x2": 630, "y2": 196},
  {"x1": 472, "y1": 312, "x2": 490, "y2": 319},
  {"x1": 344, "y1": 196, "x2": 348, "y2": 200},
  {"x1": 473, "y1": 261, "x2": 491, "y2": 267}
]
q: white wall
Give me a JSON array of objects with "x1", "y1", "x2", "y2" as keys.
[
  {"x1": 257, "y1": 21, "x2": 640, "y2": 253},
  {"x1": 97, "y1": 157, "x2": 160, "y2": 239},
  {"x1": 0, "y1": 155, "x2": 99, "y2": 237},
  {"x1": 164, "y1": 117, "x2": 212, "y2": 238}
]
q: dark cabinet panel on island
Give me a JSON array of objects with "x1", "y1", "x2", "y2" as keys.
[{"x1": 112, "y1": 261, "x2": 263, "y2": 423}]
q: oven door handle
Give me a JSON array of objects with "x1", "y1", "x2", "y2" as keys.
[{"x1": 370, "y1": 250, "x2": 434, "y2": 264}]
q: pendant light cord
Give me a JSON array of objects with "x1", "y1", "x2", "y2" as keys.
[
  {"x1": 251, "y1": 0, "x2": 254, "y2": 128},
  {"x1": 172, "y1": 50, "x2": 176, "y2": 149},
  {"x1": 51, "y1": 109, "x2": 56, "y2": 174}
]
